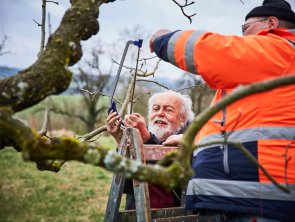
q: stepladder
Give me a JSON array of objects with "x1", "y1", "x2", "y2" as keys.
[{"x1": 103, "y1": 128, "x2": 201, "y2": 222}]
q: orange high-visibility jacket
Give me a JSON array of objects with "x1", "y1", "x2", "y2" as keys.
[{"x1": 153, "y1": 28, "x2": 295, "y2": 221}]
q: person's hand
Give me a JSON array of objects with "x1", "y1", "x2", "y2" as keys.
[
  {"x1": 106, "y1": 111, "x2": 123, "y2": 144},
  {"x1": 124, "y1": 113, "x2": 150, "y2": 142},
  {"x1": 149, "y1": 29, "x2": 171, "y2": 53},
  {"x1": 162, "y1": 134, "x2": 183, "y2": 146}
]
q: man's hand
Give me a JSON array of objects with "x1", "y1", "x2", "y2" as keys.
[
  {"x1": 149, "y1": 29, "x2": 171, "y2": 53},
  {"x1": 124, "y1": 113, "x2": 150, "y2": 143},
  {"x1": 106, "y1": 111, "x2": 123, "y2": 144},
  {"x1": 162, "y1": 134, "x2": 183, "y2": 146}
]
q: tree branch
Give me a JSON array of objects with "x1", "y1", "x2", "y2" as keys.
[
  {"x1": 79, "y1": 125, "x2": 108, "y2": 141},
  {"x1": 51, "y1": 106, "x2": 88, "y2": 124},
  {"x1": 0, "y1": 108, "x2": 183, "y2": 189},
  {"x1": 38, "y1": 0, "x2": 47, "y2": 57},
  {"x1": 171, "y1": 0, "x2": 196, "y2": 24},
  {"x1": 283, "y1": 141, "x2": 293, "y2": 188},
  {"x1": 46, "y1": 0, "x2": 59, "y2": 4},
  {"x1": 137, "y1": 79, "x2": 171, "y2": 90},
  {"x1": 0, "y1": 0, "x2": 104, "y2": 112},
  {"x1": 0, "y1": 34, "x2": 9, "y2": 56},
  {"x1": 38, "y1": 97, "x2": 51, "y2": 136},
  {"x1": 79, "y1": 89, "x2": 122, "y2": 104},
  {"x1": 176, "y1": 83, "x2": 206, "y2": 92}
]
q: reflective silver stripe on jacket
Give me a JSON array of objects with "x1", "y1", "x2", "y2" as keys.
[
  {"x1": 167, "y1": 31, "x2": 183, "y2": 67},
  {"x1": 186, "y1": 178, "x2": 295, "y2": 201},
  {"x1": 194, "y1": 126, "x2": 295, "y2": 156},
  {"x1": 287, "y1": 29, "x2": 295, "y2": 34},
  {"x1": 167, "y1": 30, "x2": 206, "y2": 72},
  {"x1": 185, "y1": 30, "x2": 206, "y2": 74}
]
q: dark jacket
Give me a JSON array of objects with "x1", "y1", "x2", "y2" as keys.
[{"x1": 124, "y1": 132, "x2": 181, "y2": 210}]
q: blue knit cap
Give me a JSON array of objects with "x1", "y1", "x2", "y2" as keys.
[{"x1": 245, "y1": 0, "x2": 295, "y2": 23}]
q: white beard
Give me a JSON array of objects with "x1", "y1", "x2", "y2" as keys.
[{"x1": 148, "y1": 117, "x2": 182, "y2": 142}]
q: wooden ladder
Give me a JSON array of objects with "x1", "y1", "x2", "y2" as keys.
[{"x1": 103, "y1": 128, "x2": 202, "y2": 222}]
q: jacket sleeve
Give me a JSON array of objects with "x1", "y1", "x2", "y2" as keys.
[
  {"x1": 154, "y1": 31, "x2": 179, "y2": 62},
  {"x1": 153, "y1": 30, "x2": 294, "y2": 89}
]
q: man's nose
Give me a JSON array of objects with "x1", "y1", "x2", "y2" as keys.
[{"x1": 156, "y1": 108, "x2": 165, "y2": 116}]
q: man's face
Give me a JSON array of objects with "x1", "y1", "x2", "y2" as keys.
[
  {"x1": 148, "y1": 94, "x2": 184, "y2": 141},
  {"x1": 242, "y1": 17, "x2": 269, "y2": 36}
]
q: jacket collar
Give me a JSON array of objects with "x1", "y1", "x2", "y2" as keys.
[{"x1": 257, "y1": 28, "x2": 295, "y2": 41}]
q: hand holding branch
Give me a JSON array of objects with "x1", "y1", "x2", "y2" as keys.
[
  {"x1": 124, "y1": 113, "x2": 150, "y2": 143},
  {"x1": 106, "y1": 111, "x2": 123, "y2": 144}
]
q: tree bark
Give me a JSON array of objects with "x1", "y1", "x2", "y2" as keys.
[{"x1": 0, "y1": 0, "x2": 104, "y2": 112}]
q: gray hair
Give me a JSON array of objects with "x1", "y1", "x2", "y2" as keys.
[
  {"x1": 278, "y1": 19, "x2": 295, "y2": 29},
  {"x1": 258, "y1": 16, "x2": 295, "y2": 29},
  {"x1": 147, "y1": 90, "x2": 195, "y2": 124}
]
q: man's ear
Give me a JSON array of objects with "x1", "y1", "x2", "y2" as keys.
[
  {"x1": 179, "y1": 114, "x2": 186, "y2": 126},
  {"x1": 268, "y1": 16, "x2": 280, "y2": 29}
]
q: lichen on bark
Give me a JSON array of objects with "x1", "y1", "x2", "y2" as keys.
[{"x1": 0, "y1": 0, "x2": 103, "y2": 112}]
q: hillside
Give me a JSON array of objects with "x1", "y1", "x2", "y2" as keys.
[
  {"x1": 0, "y1": 66, "x2": 20, "y2": 79},
  {"x1": 0, "y1": 66, "x2": 202, "y2": 95}
]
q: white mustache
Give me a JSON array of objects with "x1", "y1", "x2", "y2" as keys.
[{"x1": 153, "y1": 117, "x2": 169, "y2": 125}]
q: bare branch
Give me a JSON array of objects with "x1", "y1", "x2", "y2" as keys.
[
  {"x1": 46, "y1": 0, "x2": 59, "y2": 4},
  {"x1": 129, "y1": 45, "x2": 142, "y2": 114},
  {"x1": 38, "y1": 97, "x2": 51, "y2": 136},
  {"x1": 51, "y1": 106, "x2": 88, "y2": 123},
  {"x1": 38, "y1": 0, "x2": 47, "y2": 56},
  {"x1": 112, "y1": 57, "x2": 161, "y2": 78},
  {"x1": 48, "y1": 13, "x2": 52, "y2": 36},
  {"x1": 0, "y1": 34, "x2": 9, "y2": 56},
  {"x1": 79, "y1": 89, "x2": 123, "y2": 104},
  {"x1": 283, "y1": 141, "x2": 293, "y2": 188},
  {"x1": 139, "y1": 55, "x2": 158, "y2": 62},
  {"x1": 137, "y1": 58, "x2": 161, "y2": 78},
  {"x1": 32, "y1": 19, "x2": 42, "y2": 26},
  {"x1": 171, "y1": 0, "x2": 196, "y2": 24},
  {"x1": 87, "y1": 131, "x2": 107, "y2": 143},
  {"x1": 137, "y1": 79, "x2": 171, "y2": 90},
  {"x1": 80, "y1": 67, "x2": 141, "y2": 142},
  {"x1": 176, "y1": 83, "x2": 206, "y2": 92},
  {"x1": 224, "y1": 110, "x2": 242, "y2": 139},
  {"x1": 133, "y1": 92, "x2": 151, "y2": 103},
  {"x1": 79, "y1": 125, "x2": 107, "y2": 141}
]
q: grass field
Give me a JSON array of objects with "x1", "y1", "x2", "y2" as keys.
[
  {"x1": 0, "y1": 147, "x2": 114, "y2": 222},
  {"x1": 1, "y1": 95, "x2": 128, "y2": 221},
  {"x1": 15, "y1": 95, "x2": 107, "y2": 134}
]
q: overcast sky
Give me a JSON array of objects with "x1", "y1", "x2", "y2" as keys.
[{"x1": 1, "y1": 0, "x2": 294, "y2": 78}]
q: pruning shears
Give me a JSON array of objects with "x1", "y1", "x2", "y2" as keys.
[{"x1": 107, "y1": 39, "x2": 143, "y2": 128}]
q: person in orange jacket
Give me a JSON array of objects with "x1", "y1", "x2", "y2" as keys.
[{"x1": 149, "y1": 0, "x2": 295, "y2": 221}]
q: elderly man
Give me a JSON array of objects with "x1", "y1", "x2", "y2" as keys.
[
  {"x1": 106, "y1": 90, "x2": 194, "y2": 209},
  {"x1": 149, "y1": 0, "x2": 295, "y2": 221}
]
